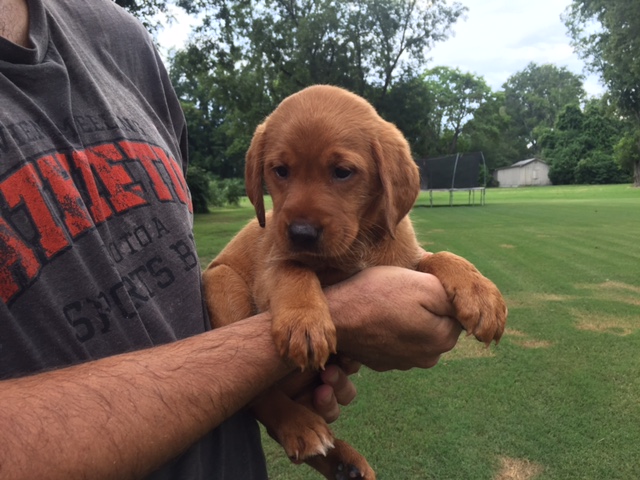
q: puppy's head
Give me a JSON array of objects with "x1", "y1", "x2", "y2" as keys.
[{"x1": 245, "y1": 85, "x2": 419, "y2": 260}]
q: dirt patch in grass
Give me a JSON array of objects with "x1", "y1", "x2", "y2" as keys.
[
  {"x1": 443, "y1": 334, "x2": 496, "y2": 360},
  {"x1": 507, "y1": 328, "x2": 553, "y2": 349},
  {"x1": 517, "y1": 339, "x2": 553, "y2": 349},
  {"x1": 495, "y1": 456, "x2": 544, "y2": 480},
  {"x1": 445, "y1": 328, "x2": 552, "y2": 355},
  {"x1": 506, "y1": 293, "x2": 574, "y2": 309},
  {"x1": 575, "y1": 281, "x2": 640, "y2": 307},
  {"x1": 536, "y1": 293, "x2": 572, "y2": 302},
  {"x1": 599, "y1": 281, "x2": 640, "y2": 294},
  {"x1": 500, "y1": 244, "x2": 516, "y2": 249},
  {"x1": 572, "y1": 309, "x2": 639, "y2": 336},
  {"x1": 571, "y1": 283, "x2": 640, "y2": 334}
]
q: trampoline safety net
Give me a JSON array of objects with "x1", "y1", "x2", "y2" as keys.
[{"x1": 415, "y1": 152, "x2": 487, "y2": 206}]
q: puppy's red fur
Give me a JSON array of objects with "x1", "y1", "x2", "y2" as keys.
[{"x1": 203, "y1": 85, "x2": 507, "y2": 479}]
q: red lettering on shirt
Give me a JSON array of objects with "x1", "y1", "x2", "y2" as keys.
[
  {"x1": 36, "y1": 153, "x2": 94, "y2": 237},
  {"x1": 0, "y1": 140, "x2": 190, "y2": 304},
  {"x1": 0, "y1": 216, "x2": 41, "y2": 303},
  {"x1": 71, "y1": 149, "x2": 114, "y2": 223},
  {"x1": 118, "y1": 141, "x2": 174, "y2": 201},
  {"x1": 151, "y1": 147, "x2": 192, "y2": 212},
  {"x1": 0, "y1": 163, "x2": 70, "y2": 258},
  {"x1": 85, "y1": 144, "x2": 148, "y2": 213}
]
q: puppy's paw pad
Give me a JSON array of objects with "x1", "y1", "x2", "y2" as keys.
[{"x1": 336, "y1": 463, "x2": 366, "y2": 480}]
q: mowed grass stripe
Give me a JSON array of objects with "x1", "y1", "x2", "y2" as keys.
[{"x1": 193, "y1": 184, "x2": 640, "y2": 479}]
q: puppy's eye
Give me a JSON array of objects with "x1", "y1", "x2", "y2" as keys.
[
  {"x1": 333, "y1": 167, "x2": 353, "y2": 180},
  {"x1": 273, "y1": 166, "x2": 289, "y2": 179}
]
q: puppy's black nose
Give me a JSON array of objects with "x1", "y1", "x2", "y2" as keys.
[{"x1": 288, "y1": 221, "x2": 321, "y2": 249}]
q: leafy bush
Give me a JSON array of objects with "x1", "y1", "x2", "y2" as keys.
[
  {"x1": 207, "y1": 177, "x2": 246, "y2": 208},
  {"x1": 220, "y1": 178, "x2": 245, "y2": 206},
  {"x1": 549, "y1": 156, "x2": 578, "y2": 185},
  {"x1": 186, "y1": 165, "x2": 212, "y2": 213},
  {"x1": 186, "y1": 167, "x2": 247, "y2": 212},
  {"x1": 479, "y1": 164, "x2": 498, "y2": 187},
  {"x1": 614, "y1": 130, "x2": 640, "y2": 175},
  {"x1": 574, "y1": 152, "x2": 631, "y2": 184}
]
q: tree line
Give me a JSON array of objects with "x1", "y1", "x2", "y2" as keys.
[{"x1": 116, "y1": 0, "x2": 640, "y2": 211}]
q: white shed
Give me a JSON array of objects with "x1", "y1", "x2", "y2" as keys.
[{"x1": 494, "y1": 158, "x2": 551, "y2": 187}]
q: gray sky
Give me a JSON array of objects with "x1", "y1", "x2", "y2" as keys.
[
  {"x1": 428, "y1": 0, "x2": 604, "y2": 96},
  {"x1": 157, "y1": 0, "x2": 605, "y2": 97}
]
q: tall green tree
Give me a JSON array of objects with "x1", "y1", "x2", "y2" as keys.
[
  {"x1": 376, "y1": 75, "x2": 436, "y2": 158},
  {"x1": 564, "y1": 0, "x2": 640, "y2": 186},
  {"x1": 422, "y1": 67, "x2": 492, "y2": 154},
  {"x1": 463, "y1": 92, "x2": 529, "y2": 171},
  {"x1": 186, "y1": 0, "x2": 465, "y2": 102},
  {"x1": 114, "y1": 0, "x2": 191, "y2": 31},
  {"x1": 114, "y1": 0, "x2": 167, "y2": 27},
  {"x1": 502, "y1": 63, "x2": 585, "y2": 155},
  {"x1": 170, "y1": 0, "x2": 465, "y2": 177},
  {"x1": 540, "y1": 99, "x2": 629, "y2": 184},
  {"x1": 614, "y1": 129, "x2": 640, "y2": 183}
]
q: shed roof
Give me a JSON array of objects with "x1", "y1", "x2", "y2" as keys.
[{"x1": 496, "y1": 158, "x2": 548, "y2": 170}]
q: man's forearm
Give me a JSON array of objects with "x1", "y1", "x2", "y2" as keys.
[
  {"x1": 0, "y1": 266, "x2": 461, "y2": 479},
  {"x1": 0, "y1": 314, "x2": 291, "y2": 480}
]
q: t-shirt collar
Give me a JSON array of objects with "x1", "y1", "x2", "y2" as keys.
[{"x1": 0, "y1": 0, "x2": 47, "y2": 65}]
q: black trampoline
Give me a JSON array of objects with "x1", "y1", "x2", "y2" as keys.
[{"x1": 415, "y1": 152, "x2": 487, "y2": 207}]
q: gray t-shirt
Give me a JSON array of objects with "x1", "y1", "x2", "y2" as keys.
[{"x1": 0, "y1": 0, "x2": 266, "y2": 477}]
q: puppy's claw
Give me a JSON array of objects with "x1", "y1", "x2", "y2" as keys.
[
  {"x1": 449, "y1": 277, "x2": 507, "y2": 346},
  {"x1": 418, "y1": 252, "x2": 507, "y2": 346},
  {"x1": 281, "y1": 423, "x2": 335, "y2": 462},
  {"x1": 273, "y1": 306, "x2": 337, "y2": 370}
]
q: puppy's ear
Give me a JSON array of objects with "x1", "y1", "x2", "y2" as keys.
[
  {"x1": 245, "y1": 123, "x2": 267, "y2": 227},
  {"x1": 371, "y1": 123, "x2": 420, "y2": 237}
]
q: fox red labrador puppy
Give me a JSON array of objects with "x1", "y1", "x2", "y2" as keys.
[{"x1": 203, "y1": 85, "x2": 507, "y2": 479}]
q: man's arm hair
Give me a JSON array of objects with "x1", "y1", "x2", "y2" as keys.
[
  {"x1": 0, "y1": 314, "x2": 290, "y2": 480},
  {"x1": 0, "y1": 266, "x2": 461, "y2": 480}
]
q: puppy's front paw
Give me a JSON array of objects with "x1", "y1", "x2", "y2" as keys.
[
  {"x1": 450, "y1": 273, "x2": 507, "y2": 345},
  {"x1": 272, "y1": 303, "x2": 337, "y2": 370},
  {"x1": 419, "y1": 252, "x2": 507, "y2": 344}
]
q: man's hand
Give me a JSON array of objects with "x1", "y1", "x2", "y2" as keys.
[
  {"x1": 276, "y1": 355, "x2": 360, "y2": 426},
  {"x1": 294, "y1": 266, "x2": 460, "y2": 423},
  {"x1": 312, "y1": 357, "x2": 361, "y2": 423},
  {"x1": 327, "y1": 266, "x2": 462, "y2": 371}
]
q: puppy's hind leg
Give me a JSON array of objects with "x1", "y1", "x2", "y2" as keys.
[
  {"x1": 258, "y1": 389, "x2": 375, "y2": 480},
  {"x1": 253, "y1": 388, "x2": 336, "y2": 463},
  {"x1": 305, "y1": 439, "x2": 376, "y2": 480},
  {"x1": 281, "y1": 376, "x2": 375, "y2": 478}
]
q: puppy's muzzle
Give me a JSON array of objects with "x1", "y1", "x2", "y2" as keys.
[{"x1": 288, "y1": 221, "x2": 322, "y2": 251}]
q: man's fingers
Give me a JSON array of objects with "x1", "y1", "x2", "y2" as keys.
[
  {"x1": 337, "y1": 356, "x2": 361, "y2": 376},
  {"x1": 312, "y1": 364, "x2": 359, "y2": 423},
  {"x1": 320, "y1": 364, "x2": 357, "y2": 405},
  {"x1": 313, "y1": 384, "x2": 340, "y2": 423},
  {"x1": 418, "y1": 273, "x2": 456, "y2": 318}
]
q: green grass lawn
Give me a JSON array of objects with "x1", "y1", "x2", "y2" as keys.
[{"x1": 194, "y1": 184, "x2": 640, "y2": 480}]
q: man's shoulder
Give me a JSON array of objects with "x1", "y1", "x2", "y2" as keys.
[{"x1": 45, "y1": 0, "x2": 151, "y2": 45}]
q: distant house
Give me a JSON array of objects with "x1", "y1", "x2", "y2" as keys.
[{"x1": 494, "y1": 158, "x2": 551, "y2": 187}]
